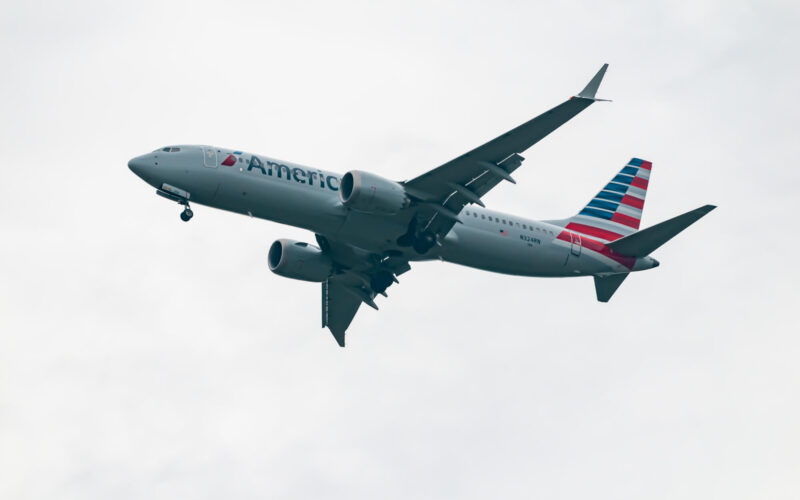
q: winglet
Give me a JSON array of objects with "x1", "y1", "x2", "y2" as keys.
[{"x1": 576, "y1": 63, "x2": 609, "y2": 101}]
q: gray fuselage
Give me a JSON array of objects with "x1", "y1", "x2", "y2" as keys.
[{"x1": 128, "y1": 145, "x2": 655, "y2": 278}]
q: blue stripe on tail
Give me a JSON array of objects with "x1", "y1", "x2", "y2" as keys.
[
  {"x1": 587, "y1": 199, "x2": 619, "y2": 211},
  {"x1": 580, "y1": 207, "x2": 615, "y2": 220},
  {"x1": 564, "y1": 158, "x2": 653, "y2": 238},
  {"x1": 604, "y1": 182, "x2": 629, "y2": 193},
  {"x1": 596, "y1": 191, "x2": 624, "y2": 202},
  {"x1": 612, "y1": 174, "x2": 634, "y2": 184}
]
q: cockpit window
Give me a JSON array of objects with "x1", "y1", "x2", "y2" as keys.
[{"x1": 160, "y1": 147, "x2": 181, "y2": 153}]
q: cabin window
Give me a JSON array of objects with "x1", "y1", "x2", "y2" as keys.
[
  {"x1": 488, "y1": 216, "x2": 492, "y2": 221},
  {"x1": 481, "y1": 214, "x2": 485, "y2": 219},
  {"x1": 502, "y1": 219, "x2": 507, "y2": 224}
]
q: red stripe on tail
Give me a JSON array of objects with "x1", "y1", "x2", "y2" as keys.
[
  {"x1": 566, "y1": 222, "x2": 624, "y2": 241},
  {"x1": 611, "y1": 212, "x2": 640, "y2": 229},
  {"x1": 631, "y1": 177, "x2": 649, "y2": 189},
  {"x1": 620, "y1": 195, "x2": 644, "y2": 209}
]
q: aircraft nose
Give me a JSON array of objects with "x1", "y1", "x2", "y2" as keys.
[
  {"x1": 651, "y1": 258, "x2": 660, "y2": 268},
  {"x1": 128, "y1": 154, "x2": 153, "y2": 181},
  {"x1": 128, "y1": 157, "x2": 144, "y2": 175}
]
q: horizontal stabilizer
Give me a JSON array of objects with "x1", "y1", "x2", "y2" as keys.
[
  {"x1": 607, "y1": 205, "x2": 716, "y2": 257},
  {"x1": 594, "y1": 273, "x2": 628, "y2": 302}
]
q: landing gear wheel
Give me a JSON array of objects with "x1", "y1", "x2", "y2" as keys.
[
  {"x1": 180, "y1": 208, "x2": 193, "y2": 222},
  {"x1": 413, "y1": 233, "x2": 436, "y2": 254}
]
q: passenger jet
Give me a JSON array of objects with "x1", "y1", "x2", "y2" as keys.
[{"x1": 129, "y1": 65, "x2": 715, "y2": 346}]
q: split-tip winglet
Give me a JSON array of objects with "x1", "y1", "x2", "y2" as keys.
[{"x1": 575, "y1": 63, "x2": 611, "y2": 101}]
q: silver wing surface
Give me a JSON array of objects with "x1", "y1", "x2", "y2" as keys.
[{"x1": 402, "y1": 64, "x2": 609, "y2": 242}]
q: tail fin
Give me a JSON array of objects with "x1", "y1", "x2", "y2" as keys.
[
  {"x1": 606, "y1": 205, "x2": 716, "y2": 257},
  {"x1": 562, "y1": 158, "x2": 653, "y2": 242}
]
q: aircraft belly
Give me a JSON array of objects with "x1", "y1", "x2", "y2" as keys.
[
  {"x1": 437, "y1": 225, "x2": 562, "y2": 276},
  {"x1": 438, "y1": 225, "x2": 536, "y2": 276},
  {"x1": 333, "y1": 211, "x2": 408, "y2": 252},
  {"x1": 208, "y1": 171, "x2": 347, "y2": 234}
]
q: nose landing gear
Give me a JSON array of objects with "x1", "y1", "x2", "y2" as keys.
[
  {"x1": 176, "y1": 197, "x2": 193, "y2": 222},
  {"x1": 156, "y1": 187, "x2": 194, "y2": 222},
  {"x1": 180, "y1": 206, "x2": 193, "y2": 222}
]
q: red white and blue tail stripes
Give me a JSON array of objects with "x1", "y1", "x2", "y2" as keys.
[{"x1": 567, "y1": 158, "x2": 652, "y2": 242}]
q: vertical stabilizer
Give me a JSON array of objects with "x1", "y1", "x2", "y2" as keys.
[{"x1": 562, "y1": 158, "x2": 653, "y2": 243}]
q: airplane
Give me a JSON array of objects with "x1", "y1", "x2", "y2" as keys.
[{"x1": 128, "y1": 64, "x2": 715, "y2": 347}]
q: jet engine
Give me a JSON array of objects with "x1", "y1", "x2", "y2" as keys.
[
  {"x1": 339, "y1": 170, "x2": 409, "y2": 215},
  {"x1": 268, "y1": 239, "x2": 333, "y2": 282}
]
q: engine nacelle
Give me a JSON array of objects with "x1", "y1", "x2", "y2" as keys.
[
  {"x1": 268, "y1": 239, "x2": 333, "y2": 282},
  {"x1": 339, "y1": 170, "x2": 409, "y2": 215}
]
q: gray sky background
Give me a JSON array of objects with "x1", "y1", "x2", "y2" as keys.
[{"x1": 1, "y1": 1, "x2": 799, "y2": 498}]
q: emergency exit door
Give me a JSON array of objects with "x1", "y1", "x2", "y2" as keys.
[{"x1": 570, "y1": 232, "x2": 582, "y2": 257}]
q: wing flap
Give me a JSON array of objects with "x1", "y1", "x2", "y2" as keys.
[{"x1": 322, "y1": 279, "x2": 362, "y2": 347}]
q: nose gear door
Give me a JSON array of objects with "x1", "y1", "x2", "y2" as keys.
[{"x1": 203, "y1": 148, "x2": 218, "y2": 168}]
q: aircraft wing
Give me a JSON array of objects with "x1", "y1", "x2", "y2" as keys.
[
  {"x1": 322, "y1": 278, "x2": 361, "y2": 347},
  {"x1": 318, "y1": 235, "x2": 412, "y2": 347},
  {"x1": 403, "y1": 64, "x2": 609, "y2": 239},
  {"x1": 318, "y1": 65, "x2": 609, "y2": 346}
]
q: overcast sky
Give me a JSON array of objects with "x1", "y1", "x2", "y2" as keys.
[{"x1": 1, "y1": 1, "x2": 799, "y2": 499}]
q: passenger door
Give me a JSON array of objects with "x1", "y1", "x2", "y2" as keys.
[{"x1": 203, "y1": 148, "x2": 218, "y2": 168}]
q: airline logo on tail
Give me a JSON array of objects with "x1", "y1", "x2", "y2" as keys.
[{"x1": 567, "y1": 158, "x2": 652, "y2": 242}]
